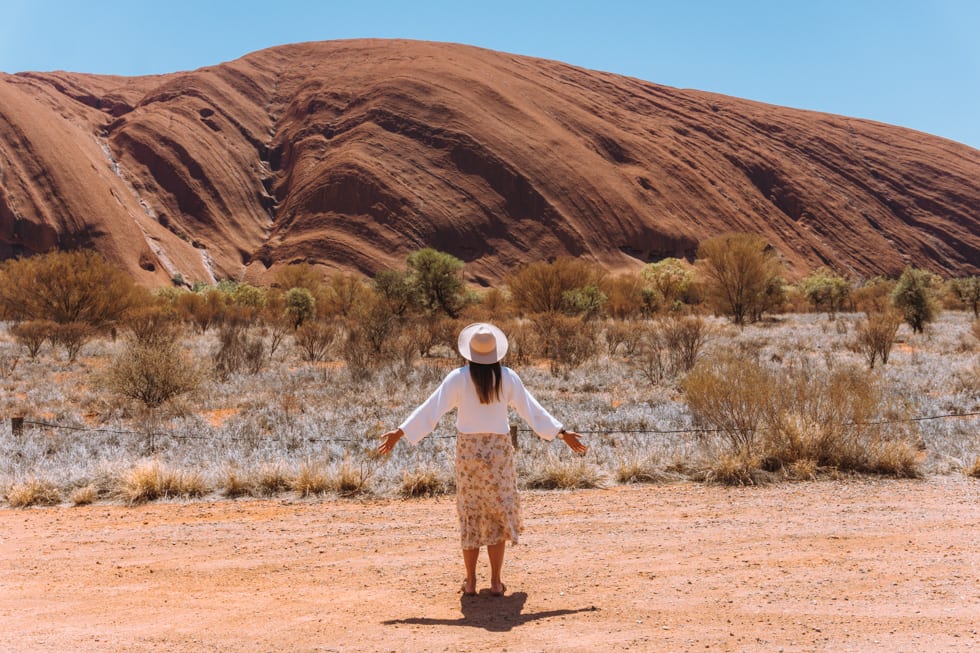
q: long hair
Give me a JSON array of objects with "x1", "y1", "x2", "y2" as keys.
[{"x1": 469, "y1": 361, "x2": 502, "y2": 405}]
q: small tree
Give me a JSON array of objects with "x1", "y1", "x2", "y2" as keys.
[
  {"x1": 8, "y1": 320, "x2": 55, "y2": 359},
  {"x1": 641, "y1": 258, "x2": 693, "y2": 309},
  {"x1": 284, "y1": 287, "x2": 316, "y2": 329},
  {"x1": 891, "y1": 266, "x2": 941, "y2": 334},
  {"x1": 801, "y1": 267, "x2": 851, "y2": 319},
  {"x1": 695, "y1": 233, "x2": 784, "y2": 325},
  {"x1": 0, "y1": 250, "x2": 137, "y2": 328},
  {"x1": 103, "y1": 339, "x2": 202, "y2": 409},
  {"x1": 507, "y1": 257, "x2": 603, "y2": 315},
  {"x1": 406, "y1": 248, "x2": 469, "y2": 318},
  {"x1": 950, "y1": 276, "x2": 980, "y2": 318}
]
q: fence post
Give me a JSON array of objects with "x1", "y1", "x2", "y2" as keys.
[
  {"x1": 11, "y1": 416, "x2": 24, "y2": 437},
  {"x1": 510, "y1": 424, "x2": 518, "y2": 450}
]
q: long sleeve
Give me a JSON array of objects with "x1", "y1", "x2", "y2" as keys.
[
  {"x1": 398, "y1": 369, "x2": 463, "y2": 444},
  {"x1": 505, "y1": 368, "x2": 563, "y2": 440}
]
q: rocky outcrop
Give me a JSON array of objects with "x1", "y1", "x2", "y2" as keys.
[{"x1": 1, "y1": 39, "x2": 977, "y2": 286}]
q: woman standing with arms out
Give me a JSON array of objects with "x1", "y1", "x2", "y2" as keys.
[{"x1": 378, "y1": 322, "x2": 587, "y2": 597}]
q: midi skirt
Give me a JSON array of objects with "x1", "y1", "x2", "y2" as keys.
[{"x1": 455, "y1": 432, "x2": 523, "y2": 549}]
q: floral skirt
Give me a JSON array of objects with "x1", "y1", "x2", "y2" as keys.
[{"x1": 455, "y1": 432, "x2": 522, "y2": 549}]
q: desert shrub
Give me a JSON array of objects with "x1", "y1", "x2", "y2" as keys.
[
  {"x1": 524, "y1": 453, "x2": 605, "y2": 489},
  {"x1": 507, "y1": 258, "x2": 603, "y2": 315},
  {"x1": 5, "y1": 478, "x2": 62, "y2": 507},
  {"x1": 801, "y1": 267, "x2": 851, "y2": 318},
  {"x1": 891, "y1": 266, "x2": 942, "y2": 334},
  {"x1": 604, "y1": 319, "x2": 642, "y2": 356},
  {"x1": 530, "y1": 312, "x2": 599, "y2": 375},
  {"x1": 967, "y1": 457, "x2": 980, "y2": 478},
  {"x1": 684, "y1": 351, "x2": 775, "y2": 455},
  {"x1": 116, "y1": 460, "x2": 207, "y2": 504},
  {"x1": 256, "y1": 463, "x2": 292, "y2": 496},
  {"x1": 321, "y1": 273, "x2": 371, "y2": 318},
  {"x1": 662, "y1": 315, "x2": 710, "y2": 374},
  {"x1": 0, "y1": 249, "x2": 137, "y2": 328},
  {"x1": 102, "y1": 338, "x2": 203, "y2": 409},
  {"x1": 340, "y1": 326, "x2": 377, "y2": 382},
  {"x1": 500, "y1": 318, "x2": 540, "y2": 366},
  {"x1": 599, "y1": 273, "x2": 645, "y2": 319},
  {"x1": 373, "y1": 269, "x2": 416, "y2": 318},
  {"x1": 852, "y1": 310, "x2": 902, "y2": 368},
  {"x1": 213, "y1": 323, "x2": 266, "y2": 377},
  {"x1": 121, "y1": 303, "x2": 182, "y2": 347},
  {"x1": 850, "y1": 276, "x2": 896, "y2": 313},
  {"x1": 274, "y1": 262, "x2": 322, "y2": 294},
  {"x1": 293, "y1": 320, "x2": 337, "y2": 363},
  {"x1": 221, "y1": 467, "x2": 256, "y2": 498},
  {"x1": 642, "y1": 258, "x2": 694, "y2": 308},
  {"x1": 50, "y1": 322, "x2": 95, "y2": 362},
  {"x1": 284, "y1": 287, "x2": 316, "y2": 329},
  {"x1": 406, "y1": 248, "x2": 470, "y2": 318},
  {"x1": 8, "y1": 319, "x2": 55, "y2": 359},
  {"x1": 0, "y1": 352, "x2": 19, "y2": 377},
  {"x1": 329, "y1": 458, "x2": 372, "y2": 497},
  {"x1": 687, "y1": 352, "x2": 920, "y2": 478},
  {"x1": 701, "y1": 452, "x2": 770, "y2": 486},
  {"x1": 292, "y1": 460, "x2": 331, "y2": 497},
  {"x1": 175, "y1": 287, "x2": 229, "y2": 333},
  {"x1": 614, "y1": 455, "x2": 683, "y2": 484},
  {"x1": 561, "y1": 284, "x2": 607, "y2": 319},
  {"x1": 70, "y1": 483, "x2": 99, "y2": 506},
  {"x1": 695, "y1": 233, "x2": 784, "y2": 325},
  {"x1": 400, "y1": 467, "x2": 453, "y2": 497},
  {"x1": 949, "y1": 276, "x2": 980, "y2": 318}
]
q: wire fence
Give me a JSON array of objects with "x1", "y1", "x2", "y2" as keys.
[{"x1": 10, "y1": 409, "x2": 980, "y2": 444}]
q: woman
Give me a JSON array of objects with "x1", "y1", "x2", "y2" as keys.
[{"x1": 378, "y1": 322, "x2": 587, "y2": 597}]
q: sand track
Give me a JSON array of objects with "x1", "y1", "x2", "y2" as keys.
[{"x1": 1, "y1": 477, "x2": 978, "y2": 652}]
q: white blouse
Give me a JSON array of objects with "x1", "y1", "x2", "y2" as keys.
[{"x1": 398, "y1": 366, "x2": 564, "y2": 444}]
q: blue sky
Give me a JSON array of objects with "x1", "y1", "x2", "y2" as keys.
[{"x1": 1, "y1": 0, "x2": 978, "y2": 149}]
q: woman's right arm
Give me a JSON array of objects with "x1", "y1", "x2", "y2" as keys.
[{"x1": 379, "y1": 370, "x2": 461, "y2": 453}]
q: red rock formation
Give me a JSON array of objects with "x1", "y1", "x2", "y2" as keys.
[{"x1": 1, "y1": 39, "x2": 977, "y2": 286}]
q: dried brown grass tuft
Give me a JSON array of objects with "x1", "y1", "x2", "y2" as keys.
[
  {"x1": 117, "y1": 460, "x2": 208, "y2": 504},
  {"x1": 967, "y1": 457, "x2": 980, "y2": 479},
  {"x1": 222, "y1": 467, "x2": 255, "y2": 498},
  {"x1": 329, "y1": 458, "x2": 372, "y2": 497},
  {"x1": 525, "y1": 454, "x2": 605, "y2": 489},
  {"x1": 70, "y1": 483, "x2": 99, "y2": 506},
  {"x1": 256, "y1": 463, "x2": 292, "y2": 496},
  {"x1": 6, "y1": 478, "x2": 62, "y2": 507},
  {"x1": 399, "y1": 467, "x2": 453, "y2": 497},
  {"x1": 291, "y1": 461, "x2": 330, "y2": 497}
]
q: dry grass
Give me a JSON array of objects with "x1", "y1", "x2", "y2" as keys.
[
  {"x1": 255, "y1": 463, "x2": 292, "y2": 497},
  {"x1": 5, "y1": 478, "x2": 62, "y2": 507},
  {"x1": 328, "y1": 458, "x2": 372, "y2": 497},
  {"x1": 614, "y1": 455, "x2": 683, "y2": 484},
  {"x1": 70, "y1": 483, "x2": 99, "y2": 506},
  {"x1": 221, "y1": 467, "x2": 255, "y2": 498},
  {"x1": 700, "y1": 453, "x2": 772, "y2": 486},
  {"x1": 117, "y1": 460, "x2": 207, "y2": 504},
  {"x1": 967, "y1": 457, "x2": 980, "y2": 478},
  {"x1": 291, "y1": 461, "x2": 331, "y2": 497},
  {"x1": 399, "y1": 467, "x2": 453, "y2": 497},
  {"x1": 525, "y1": 453, "x2": 605, "y2": 489}
]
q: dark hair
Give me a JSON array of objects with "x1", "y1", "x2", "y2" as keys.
[{"x1": 469, "y1": 361, "x2": 502, "y2": 405}]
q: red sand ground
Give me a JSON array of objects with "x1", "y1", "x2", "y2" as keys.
[{"x1": 1, "y1": 477, "x2": 978, "y2": 652}]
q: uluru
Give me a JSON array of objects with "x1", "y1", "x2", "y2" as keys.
[{"x1": 0, "y1": 38, "x2": 977, "y2": 286}]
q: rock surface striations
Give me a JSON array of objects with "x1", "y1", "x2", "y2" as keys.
[{"x1": 1, "y1": 39, "x2": 977, "y2": 285}]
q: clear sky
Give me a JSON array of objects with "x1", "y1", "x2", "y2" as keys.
[{"x1": 1, "y1": 0, "x2": 978, "y2": 149}]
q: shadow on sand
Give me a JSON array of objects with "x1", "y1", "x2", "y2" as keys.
[{"x1": 382, "y1": 591, "x2": 598, "y2": 633}]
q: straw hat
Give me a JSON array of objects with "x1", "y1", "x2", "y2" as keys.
[{"x1": 457, "y1": 322, "x2": 508, "y2": 364}]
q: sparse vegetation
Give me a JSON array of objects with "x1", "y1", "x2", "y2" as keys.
[{"x1": 1, "y1": 246, "x2": 977, "y2": 506}]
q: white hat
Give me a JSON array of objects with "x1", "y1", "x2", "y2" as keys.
[{"x1": 457, "y1": 322, "x2": 508, "y2": 364}]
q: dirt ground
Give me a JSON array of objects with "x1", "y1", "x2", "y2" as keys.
[{"x1": 1, "y1": 477, "x2": 978, "y2": 653}]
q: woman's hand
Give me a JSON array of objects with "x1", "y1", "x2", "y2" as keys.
[
  {"x1": 559, "y1": 431, "x2": 588, "y2": 454},
  {"x1": 377, "y1": 428, "x2": 404, "y2": 455}
]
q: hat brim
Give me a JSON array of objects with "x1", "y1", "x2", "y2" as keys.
[{"x1": 457, "y1": 323, "x2": 509, "y2": 364}]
